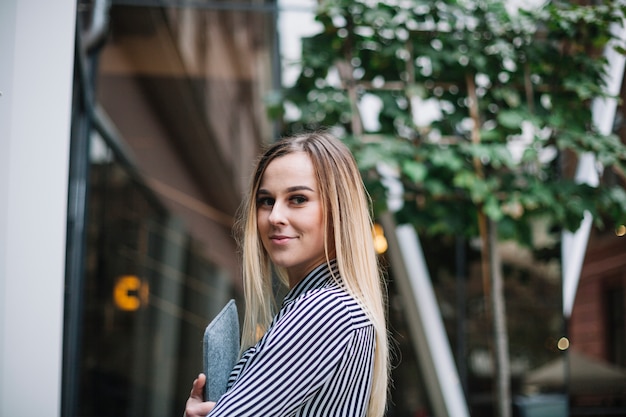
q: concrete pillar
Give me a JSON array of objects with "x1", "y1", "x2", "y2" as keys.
[{"x1": 0, "y1": 1, "x2": 76, "y2": 416}]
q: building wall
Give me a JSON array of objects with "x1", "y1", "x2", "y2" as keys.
[
  {"x1": 572, "y1": 231, "x2": 626, "y2": 362},
  {"x1": 0, "y1": 1, "x2": 76, "y2": 416}
]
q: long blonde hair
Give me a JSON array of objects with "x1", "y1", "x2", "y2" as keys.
[{"x1": 236, "y1": 131, "x2": 389, "y2": 417}]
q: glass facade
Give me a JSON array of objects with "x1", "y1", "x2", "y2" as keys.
[
  {"x1": 65, "y1": 1, "x2": 277, "y2": 415},
  {"x1": 77, "y1": 132, "x2": 234, "y2": 416}
]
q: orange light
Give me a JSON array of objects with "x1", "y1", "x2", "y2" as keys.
[
  {"x1": 616, "y1": 225, "x2": 626, "y2": 237},
  {"x1": 373, "y1": 223, "x2": 388, "y2": 254},
  {"x1": 114, "y1": 275, "x2": 149, "y2": 311},
  {"x1": 557, "y1": 337, "x2": 570, "y2": 351}
]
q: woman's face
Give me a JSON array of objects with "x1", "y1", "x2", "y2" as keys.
[{"x1": 256, "y1": 151, "x2": 327, "y2": 287}]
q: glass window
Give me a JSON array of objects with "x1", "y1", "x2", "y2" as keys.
[
  {"x1": 66, "y1": 2, "x2": 277, "y2": 415},
  {"x1": 606, "y1": 284, "x2": 625, "y2": 367},
  {"x1": 77, "y1": 132, "x2": 234, "y2": 416}
]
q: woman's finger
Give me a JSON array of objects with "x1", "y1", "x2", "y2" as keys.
[{"x1": 189, "y1": 373, "x2": 206, "y2": 398}]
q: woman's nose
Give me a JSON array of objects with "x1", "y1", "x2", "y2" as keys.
[{"x1": 268, "y1": 203, "x2": 287, "y2": 225}]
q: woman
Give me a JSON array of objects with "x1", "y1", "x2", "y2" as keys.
[{"x1": 185, "y1": 131, "x2": 389, "y2": 417}]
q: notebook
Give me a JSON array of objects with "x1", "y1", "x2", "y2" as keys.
[{"x1": 203, "y1": 299, "x2": 240, "y2": 402}]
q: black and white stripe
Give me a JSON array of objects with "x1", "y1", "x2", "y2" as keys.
[{"x1": 209, "y1": 260, "x2": 375, "y2": 417}]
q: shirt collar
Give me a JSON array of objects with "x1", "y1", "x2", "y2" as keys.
[{"x1": 282, "y1": 259, "x2": 339, "y2": 305}]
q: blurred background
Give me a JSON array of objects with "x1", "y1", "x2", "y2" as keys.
[{"x1": 1, "y1": 1, "x2": 625, "y2": 416}]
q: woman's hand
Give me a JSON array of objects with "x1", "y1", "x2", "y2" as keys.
[{"x1": 183, "y1": 374, "x2": 216, "y2": 417}]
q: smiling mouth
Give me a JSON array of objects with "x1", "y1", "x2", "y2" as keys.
[{"x1": 270, "y1": 236, "x2": 293, "y2": 244}]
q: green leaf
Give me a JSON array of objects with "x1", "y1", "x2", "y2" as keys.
[
  {"x1": 484, "y1": 196, "x2": 504, "y2": 221},
  {"x1": 497, "y1": 110, "x2": 525, "y2": 130},
  {"x1": 402, "y1": 160, "x2": 427, "y2": 183}
]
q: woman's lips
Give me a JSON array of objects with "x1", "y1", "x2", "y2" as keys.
[{"x1": 270, "y1": 235, "x2": 293, "y2": 244}]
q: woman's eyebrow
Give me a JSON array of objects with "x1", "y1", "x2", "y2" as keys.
[
  {"x1": 257, "y1": 185, "x2": 314, "y2": 195},
  {"x1": 286, "y1": 185, "x2": 314, "y2": 192}
]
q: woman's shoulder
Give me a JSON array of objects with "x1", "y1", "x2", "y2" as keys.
[{"x1": 292, "y1": 281, "x2": 371, "y2": 329}]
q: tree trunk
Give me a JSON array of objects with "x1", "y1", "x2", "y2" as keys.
[
  {"x1": 489, "y1": 218, "x2": 511, "y2": 417},
  {"x1": 468, "y1": 73, "x2": 511, "y2": 417}
]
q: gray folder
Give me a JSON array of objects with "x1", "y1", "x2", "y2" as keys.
[{"x1": 203, "y1": 299, "x2": 240, "y2": 402}]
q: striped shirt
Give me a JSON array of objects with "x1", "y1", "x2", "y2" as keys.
[{"x1": 208, "y1": 260, "x2": 375, "y2": 417}]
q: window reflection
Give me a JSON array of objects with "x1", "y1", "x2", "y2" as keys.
[{"x1": 78, "y1": 133, "x2": 233, "y2": 416}]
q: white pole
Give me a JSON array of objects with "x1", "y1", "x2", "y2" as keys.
[
  {"x1": 381, "y1": 213, "x2": 470, "y2": 417},
  {"x1": 0, "y1": 1, "x2": 76, "y2": 416}
]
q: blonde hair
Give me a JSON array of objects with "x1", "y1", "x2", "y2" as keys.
[{"x1": 236, "y1": 131, "x2": 389, "y2": 417}]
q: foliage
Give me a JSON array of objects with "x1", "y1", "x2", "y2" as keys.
[{"x1": 271, "y1": 0, "x2": 626, "y2": 247}]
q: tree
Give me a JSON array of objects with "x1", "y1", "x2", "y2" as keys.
[{"x1": 269, "y1": 1, "x2": 626, "y2": 416}]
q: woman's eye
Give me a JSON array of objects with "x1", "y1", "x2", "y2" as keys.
[
  {"x1": 291, "y1": 196, "x2": 307, "y2": 204},
  {"x1": 257, "y1": 197, "x2": 274, "y2": 207}
]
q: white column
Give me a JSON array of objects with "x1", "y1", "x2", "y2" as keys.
[
  {"x1": 381, "y1": 212, "x2": 470, "y2": 417},
  {"x1": 0, "y1": 1, "x2": 76, "y2": 416}
]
